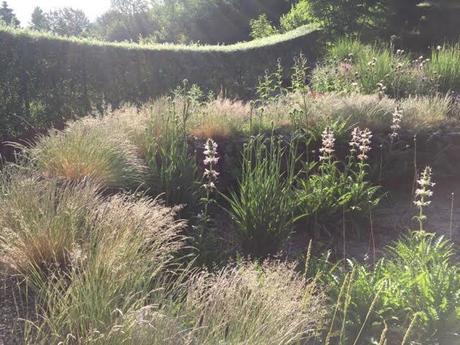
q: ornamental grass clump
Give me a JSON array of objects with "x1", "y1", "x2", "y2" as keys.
[
  {"x1": 29, "y1": 194, "x2": 186, "y2": 344},
  {"x1": 182, "y1": 261, "x2": 325, "y2": 345},
  {"x1": 92, "y1": 261, "x2": 325, "y2": 345},
  {"x1": 0, "y1": 172, "x2": 100, "y2": 288},
  {"x1": 28, "y1": 117, "x2": 147, "y2": 189},
  {"x1": 225, "y1": 135, "x2": 297, "y2": 258}
]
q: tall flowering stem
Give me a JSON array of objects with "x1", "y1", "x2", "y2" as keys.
[
  {"x1": 319, "y1": 127, "x2": 335, "y2": 161},
  {"x1": 319, "y1": 127, "x2": 336, "y2": 178},
  {"x1": 390, "y1": 106, "x2": 403, "y2": 144},
  {"x1": 349, "y1": 127, "x2": 373, "y2": 180},
  {"x1": 414, "y1": 166, "x2": 435, "y2": 232},
  {"x1": 349, "y1": 127, "x2": 361, "y2": 156},
  {"x1": 202, "y1": 138, "x2": 220, "y2": 219},
  {"x1": 357, "y1": 128, "x2": 372, "y2": 163}
]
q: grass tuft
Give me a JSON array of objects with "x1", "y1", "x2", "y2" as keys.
[{"x1": 28, "y1": 117, "x2": 147, "y2": 189}]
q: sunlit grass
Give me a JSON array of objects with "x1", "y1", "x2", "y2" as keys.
[{"x1": 28, "y1": 117, "x2": 147, "y2": 189}]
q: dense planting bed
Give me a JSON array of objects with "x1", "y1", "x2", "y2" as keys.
[{"x1": 2, "y1": 37, "x2": 460, "y2": 345}]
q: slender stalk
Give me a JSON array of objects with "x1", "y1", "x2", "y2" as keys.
[
  {"x1": 343, "y1": 206, "x2": 347, "y2": 264},
  {"x1": 411, "y1": 135, "x2": 417, "y2": 197},
  {"x1": 378, "y1": 144, "x2": 383, "y2": 184},
  {"x1": 304, "y1": 239, "x2": 313, "y2": 279},
  {"x1": 450, "y1": 192, "x2": 455, "y2": 240},
  {"x1": 339, "y1": 269, "x2": 355, "y2": 345},
  {"x1": 325, "y1": 273, "x2": 350, "y2": 345},
  {"x1": 352, "y1": 288, "x2": 381, "y2": 345},
  {"x1": 378, "y1": 321, "x2": 388, "y2": 345},
  {"x1": 369, "y1": 208, "x2": 376, "y2": 265},
  {"x1": 401, "y1": 313, "x2": 418, "y2": 345}
]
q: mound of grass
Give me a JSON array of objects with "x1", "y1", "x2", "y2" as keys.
[
  {"x1": 99, "y1": 261, "x2": 325, "y2": 345},
  {"x1": 182, "y1": 261, "x2": 324, "y2": 344},
  {"x1": 291, "y1": 92, "x2": 457, "y2": 133},
  {"x1": 28, "y1": 117, "x2": 147, "y2": 189},
  {"x1": 0, "y1": 172, "x2": 100, "y2": 286},
  {"x1": 28, "y1": 194, "x2": 187, "y2": 344}
]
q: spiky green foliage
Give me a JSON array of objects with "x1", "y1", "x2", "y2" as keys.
[
  {"x1": 383, "y1": 231, "x2": 460, "y2": 342},
  {"x1": 225, "y1": 135, "x2": 297, "y2": 258}
]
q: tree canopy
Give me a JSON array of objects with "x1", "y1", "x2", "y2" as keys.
[
  {"x1": 0, "y1": 1, "x2": 20, "y2": 27},
  {"x1": 30, "y1": 7, "x2": 49, "y2": 32}
]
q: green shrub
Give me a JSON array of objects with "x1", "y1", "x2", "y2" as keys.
[
  {"x1": 296, "y1": 127, "x2": 381, "y2": 231},
  {"x1": 225, "y1": 135, "x2": 297, "y2": 258},
  {"x1": 383, "y1": 231, "x2": 460, "y2": 342},
  {"x1": 249, "y1": 14, "x2": 279, "y2": 39},
  {"x1": 280, "y1": 0, "x2": 317, "y2": 32},
  {"x1": 320, "y1": 259, "x2": 387, "y2": 344},
  {"x1": 313, "y1": 231, "x2": 460, "y2": 344}
]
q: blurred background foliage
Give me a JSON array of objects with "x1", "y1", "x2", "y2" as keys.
[{"x1": 1, "y1": 0, "x2": 458, "y2": 48}]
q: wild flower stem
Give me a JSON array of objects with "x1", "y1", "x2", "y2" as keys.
[
  {"x1": 352, "y1": 288, "x2": 382, "y2": 345},
  {"x1": 411, "y1": 134, "x2": 417, "y2": 197},
  {"x1": 369, "y1": 208, "x2": 376, "y2": 265},
  {"x1": 401, "y1": 313, "x2": 418, "y2": 345},
  {"x1": 450, "y1": 192, "x2": 455, "y2": 240},
  {"x1": 325, "y1": 272, "x2": 351, "y2": 345}
]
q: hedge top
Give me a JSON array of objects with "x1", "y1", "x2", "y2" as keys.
[{"x1": 0, "y1": 23, "x2": 320, "y2": 53}]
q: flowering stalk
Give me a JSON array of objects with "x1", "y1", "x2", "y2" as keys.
[
  {"x1": 348, "y1": 127, "x2": 373, "y2": 179},
  {"x1": 192, "y1": 138, "x2": 220, "y2": 264},
  {"x1": 202, "y1": 138, "x2": 220, "y2": 220},
  {"x1": 390, "y1": 106, "x2": 403, "y2": 144},
  {"x1": 414, "y1": 166, "x2": 435, "y2": 232},
  {"x1": 319, "y1": 127, "x2": 335, "y2": 162},
  {"x1": 357, "y1": 128, "x2": 372, "y2": 163},
  {"x1": 319, "y1": 127, "x2": 336, "y2": 177},
  {"x1": 349, "y1": 127, "x2": 361, "y2": 156}
]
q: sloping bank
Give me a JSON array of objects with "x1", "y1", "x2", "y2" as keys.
[{"x1": 0, "y1": 25, "x2": 322, "y2": 138}]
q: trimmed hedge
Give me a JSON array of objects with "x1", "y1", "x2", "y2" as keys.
[{"x1": 0, "y1": 25, "x2": 322, "y2": 137}]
